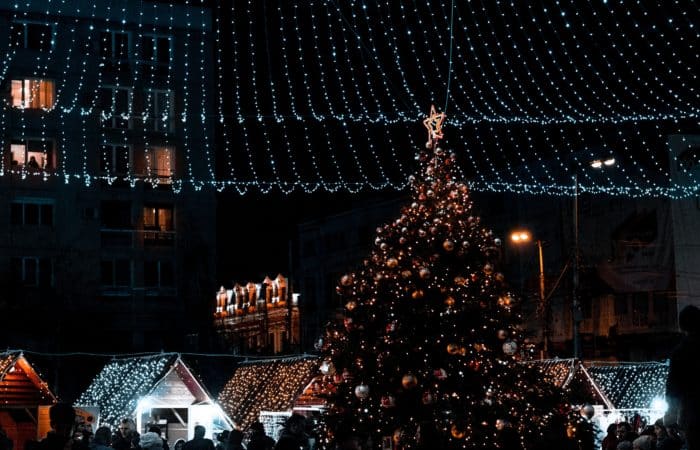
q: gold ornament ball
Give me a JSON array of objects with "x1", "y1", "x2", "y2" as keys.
[
  {"x1": 484, "y1": 263, "x2": 494, "y2": 275},
  {"x1": 419, "y1": 267, "x2": 431, "y2": 279},
  {"x1": 447, "y1": 343, "x2": 460, "y2": 355},
  {"x1": 386, "y1": 257, "x2": 399, "y2": 268},
  {"x1": 340, "y1": 274, "x2": 353, "y2": 286},
  {"x1": 444, "y1": 296, "x2": 455, "y2": 307},
  {"x1": 411, "y1": 289, "x2": 425, "y2": 300},
  {"x1": 401, "y1": 270, "x2": 412, "y2": 279},
  {"x1": 401, "y1": 374, "x2": 418, "y2": 389},
  {"x1": 450, "y1": 424, "x2": 466, "y2": 439},
  {"x1": 345, "y1": 300, "x2": 357, "y2": 311},
  {"x1": 443, "y1": 240, "x2": 455, "y2": 251}
]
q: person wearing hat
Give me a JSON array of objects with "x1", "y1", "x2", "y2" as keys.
[{"x1": 140, "y1": 433, "x2": 163, "y2": 450}]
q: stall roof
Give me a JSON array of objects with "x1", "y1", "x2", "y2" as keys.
[
  {"x1": 75, "y1": 353, "x2": 219, "y2": 425},
  {"x1": 0, "y1": 351, "x2": 56, "y2": 408},
  {"x1": 528, "y1": 359, "x2": 669, "y2": 411},
  {"x1": 217, "y1": 356, "x2": 319, "y2": 429},
  {"x1": 584, "y1": 362, "x2": 668, "y2": 411}
]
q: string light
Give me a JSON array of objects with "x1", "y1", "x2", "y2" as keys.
[
  {"x1": 217, "y1": 357, "x2": 318, "y2": 429},
  {"x1": 0, "y1": 2, "x2": 697, "y2": 196}
]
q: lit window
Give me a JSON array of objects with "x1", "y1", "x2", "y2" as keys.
[
  {"x1": 10, "y1": 257, "x2": 53, "y2": 287},
  {"x1": 10, "y1": 22, "x2": 54, "y2": 51},
  {"x1": 10, "y1": 138, "x2": 54, "y2": 169},
  {"x1": 100, "y1": 144, "x2": 131, "y2": 176},
  {"x1": 143, "y1": 204, "x2": 174, "y2": 231},
  {"x1": 99, "y1": 86, "x2": 132, "y2": 129},
  {"x1": 144, "y1": 90, "x2": 174, "y2": 132},
  {"x1": 148, "y1": 146, "x2": 175, "y2": 181},
  {"x1": 100, "y1": 31, "x2": 130, "y2": 60},
  {"x1": 141, "y1": 35, "x2": 170, "y2": 65},
  {"x1": 11, "y1": 79, "x2": 55, "y2": 110}
]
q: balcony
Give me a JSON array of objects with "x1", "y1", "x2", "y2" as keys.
[{"x1": 100, "y1": 228, "x2": 176, "y2": 248}]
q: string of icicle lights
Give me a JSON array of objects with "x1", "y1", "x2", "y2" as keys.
[{"x1": 0, "y1": 0, "x2": 698, "y2": 196}]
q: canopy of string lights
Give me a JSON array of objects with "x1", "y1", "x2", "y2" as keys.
[{"x1": 1, "y1": 1, "x2": 697, "y2": 196}]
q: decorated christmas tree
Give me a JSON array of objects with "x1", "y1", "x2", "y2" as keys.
[{"x1": 316, "y1": 108, "x2": 575, "y2": 450}]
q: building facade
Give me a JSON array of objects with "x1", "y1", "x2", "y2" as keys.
[
  {"x1": 0, "y1": 0, "x2": 216, "y2": 351},
  {"x1": 213, "y1": 275, "x2": 300, "y2": 355}
]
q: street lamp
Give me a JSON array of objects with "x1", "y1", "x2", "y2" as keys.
[
  {"x1": 510, "y1": 229, "x2": 548, "y2": 358},
  {"x1": 572, "y1": 153, "x2": 616, "y2": 360}
]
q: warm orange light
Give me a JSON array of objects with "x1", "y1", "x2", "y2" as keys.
[{"x1": 510, "y1": 230, "x2": 531, "y2": 243}]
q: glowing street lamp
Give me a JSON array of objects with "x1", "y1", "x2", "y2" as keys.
[{"x1": 510, "y1": 229, "x2": 548, "y2": 358}]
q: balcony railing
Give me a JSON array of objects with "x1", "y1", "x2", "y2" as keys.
[{"x1": 101, "y1": 228, "x2": 176, "y2": 248}]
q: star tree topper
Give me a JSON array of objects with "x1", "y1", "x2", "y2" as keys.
[{"x1": 423, "y1": 105, "x2": 446, "y2": 144}]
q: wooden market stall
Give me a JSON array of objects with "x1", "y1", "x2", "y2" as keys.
[
  {"x1": 75, "y1": 353, "x2": 232, "y2": 443},
  {"x1": 0, "y1": 351, "x2": 57, "y2": 450}
]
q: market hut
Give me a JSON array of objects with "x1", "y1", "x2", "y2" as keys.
[
  {"x1": 217, "y1": 356, "x2": 319, "y2": 438},
  {"x1": 75, "y1": 353, "x2": 232, "y2": 442},
  {"x1": 0, "y1": 351, "x2": 57, "y2": 450}
]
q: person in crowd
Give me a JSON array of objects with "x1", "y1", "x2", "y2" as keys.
[
  {"x1": 273, "y1": 414, "x2": 309, "y2": 450},
  {"x1": 172, "y1": 440, "x2": 185, "y2": 450},
  {"x1": 246, "y1": 422, "x2": 274, "y2": 450},
  {"x1": 147, "y1": 427, "x2": 169, "y2": 450},
  {"x1": 0, "y1": 425, "x2": 13, "y2": 450},
  {"x1": 140, "y1": 433, "x2": 163, "y2": 450},
  {"x1": 183, "y1": 426, "x2": 214, "y2": 450},
  {"x1": 214, "y1": 431, "x2": 229, "y2": 450},
  {"x1": 224, "y1": 431, "x2": 243, "y2": 450},
  {"x1": 602, "y1": 423, "x2": 619, "y2": 450},
  {"x1": 665, "y1": 304, "x2": 700, "y2": 450},
  {"x1": 632, "y1": 435, "x2": 653, "y2": 450},
  {"x1": 90, "y1": 427, "x2": 113, "y2": 450},
  {"x1": 616, "y1": 422, "x2": 638, "y2": 447},
  {"x1": 617, "y1": 442, "x2": 632, "y2": 450},
  {"x1": 654, "y1": 419, "x2": 682, "y2": 450},
  {"x1": 112, "y1": 419, "x2": 140, "y2": 450},
  {"x1": 27, "y1": 156, "x2": 40, "y2": 169},
  {"x1": 38, "y1": 403, "x2": 89, "y2": 450}
]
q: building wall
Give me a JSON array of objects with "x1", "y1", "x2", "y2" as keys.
[{"x1": 0, "y1": 0, "x2": 216, "y2": 351}]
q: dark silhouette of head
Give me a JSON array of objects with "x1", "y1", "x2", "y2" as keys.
[
  {"x1": 94, "y1": 427, "x2": 112, "y2": 446},
  {"x1": 249, "y1": 422, "x2": 265, "y2": 435},
  {"x1": 49, "y1": 403, "x2": 76, "y2": 437},
  {"x1": 679, "y1": 305, "x2": 700, "y2": 334},
  {"x1": 148, "y1": 426, "x2": 162, "y2": 436},
  {"x1": 194, "y1": 425, "x2": 206, "y2": 439}
]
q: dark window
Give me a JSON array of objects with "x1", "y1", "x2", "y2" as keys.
[
  {"x1": 144, "y1": 260, "x2": 175, "y2": 287},
  {"x1": 10, "y1": 22, "x2": 52, "y2": 51},
  {"x1": 101, "y1": 259, "x2": 131, "y2": 287},
  {"x1": 11, "y1": 203, "x2": 23, "y2": 225},
  {"x1": 581, "y1": 297, "x2": 593, "y2": 319},
  {"x1": 100, "y1": 144, "x2": 130, "y2": 175},
  {"x1": 614, "y1": 295, "x2": 628, "y2": 316},
  {"x1": 100, "y1": 31, "x2": 129, "y2": 60},
  {"x1": 142, "y1": 35, "x2": 170, "y2": 64},
  {"x1": 632, "y1": 292, "x2": 648, "y2": 314},
  {"x1": 101, "y1": 201, "x2": 131, "y2": 228},
  {"x1": 10, "y1": 202, "x2": 54, "y2": 226},
  {"x1": 99, "y1": 87, "x2": 132, "y2": 129},
  {"x1": 11, "y1": 257, "x2": 52, "y2": 286},
  {"x1": 302, "y1": 239, "x2": 316, "y2": 258}
]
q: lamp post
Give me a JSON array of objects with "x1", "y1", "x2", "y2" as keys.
[
  {"x1": 572, "y1": 155, "x2": 616, "y2": 360},
  {"x1": 510, "y1": 230, "x2": 548, "y2": 358}
]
